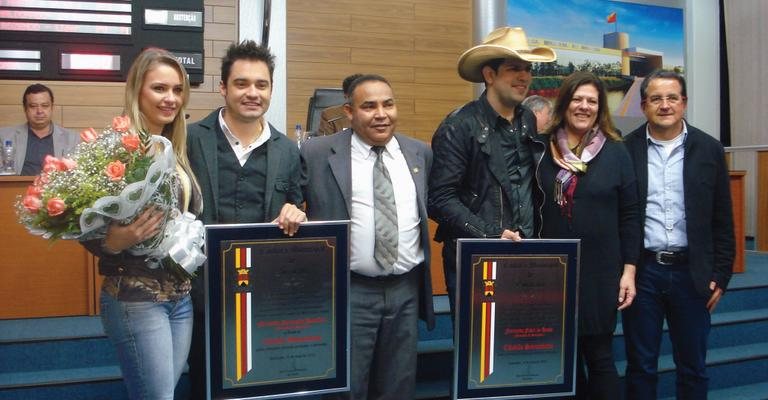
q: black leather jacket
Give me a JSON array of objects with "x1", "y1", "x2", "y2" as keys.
[{"x1": 428, "y1": 92, "x2": 546, "y2": 243}]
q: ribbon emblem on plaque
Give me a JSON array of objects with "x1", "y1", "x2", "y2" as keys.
[
  {"x1": 480, "y1": 260, "x2": 496, "y2": 382},
  {"x1": 234, "y1": 246, "x2": 253, "y2": 381}
]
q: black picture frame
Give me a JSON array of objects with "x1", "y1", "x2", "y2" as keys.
[
  {"x1": 205, "y1": 221, "x2": 350, "y2": 400},
  {"x1": 454, "y1": 239, "x2": 580, "y2": 399}
]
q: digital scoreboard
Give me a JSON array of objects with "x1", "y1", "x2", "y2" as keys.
[{"x1": 0, "y1": 0, "x2": 205, "y2": 84}]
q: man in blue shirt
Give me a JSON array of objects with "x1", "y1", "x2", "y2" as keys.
[{"x1": 622, "y1": 70, "x2": 735, "y2": 400}]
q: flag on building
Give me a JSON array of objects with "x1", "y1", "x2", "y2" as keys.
[{"x1": 607, "y1": 12, "x2": 617, "y2": 23}]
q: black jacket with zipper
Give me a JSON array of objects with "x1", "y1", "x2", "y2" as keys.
[{"x1": 428, "y1": 92, "x2": 546, "y2": 244}]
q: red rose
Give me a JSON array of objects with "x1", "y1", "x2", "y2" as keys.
[
  {"x1": 61, "y1": 158, "x2": 77, "y2": 170},
  {"x1": 112, "y1": 115, "x2": 131, "y2": 133},
  {"x1": 46, "y1": 198, "x2": 66, "y2": 216},
  {"x1": 80, "y1": 127, "x2": 99, "y2": 143},
  {"x1": 121, "y1": 134, "x2": 140, "y2": 152},
  {"x1": 26, "y1": 185, "x2": 42, "y2": 197},
  {"x1": 43, "y1": 155, "x2": 59, "y2": 173},
  {"x1": 105, "y1": 160, "x2": 126, "y2": 181},
  {"x1": 22, "y1": 195, "x2": 42, "y2": 213}
]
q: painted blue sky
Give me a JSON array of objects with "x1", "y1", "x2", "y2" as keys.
[{"x1": 507, "y1": 0, "x2": 684, "y2": 67}]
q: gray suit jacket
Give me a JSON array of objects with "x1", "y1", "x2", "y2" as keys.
[
  {"x1": 186, "y1": 108, "x2": 304, "y2": 225},
  {"x1": 0, "y1": 123, "x2": 78, "y2": 174},
  {"x1": 300, "y1": 129, "x2": 435, "y2": 329}
]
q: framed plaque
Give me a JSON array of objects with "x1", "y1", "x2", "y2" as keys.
[
  {"x1": 454, "y1": 239, "x2": 580, "y2": 400},
  {"x1": 205, "y1": 221, "x2": 350, "y2": 399}
]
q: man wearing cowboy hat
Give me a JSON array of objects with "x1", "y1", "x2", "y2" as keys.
[{"x1": 428, "y1": 26, "x2": 556, "y2": 317}]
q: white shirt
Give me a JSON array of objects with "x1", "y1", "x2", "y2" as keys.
[
  {"x1": 218, "y1": 108, "x2": 271, "y2": 166},
  {"x1": 349, "y1": 132, "x2": 424, "y2": 277}
]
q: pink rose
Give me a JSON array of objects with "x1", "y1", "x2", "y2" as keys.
[
  {"x1": 26, "y1": 185, "x2": 42, "y2": 197},
  {"x1": 22, "y1": 195, "x2": 42, "y2": 213},
  {"x1": 60, "y1": 157, "x2": 77, "y2": 170},
  {"x1": 105, "y1": 160, "x2": 126, "y2": 181},
  {"x1": 80, "y1": 127, "x2": 99, "y2": 143},
  {"x1": 42, "y1": 155, "x2": 64, "y2": 173},
  {"x1": 34, "y1": 173, "x2": 49, "y2": 186},
  {"x1": 121, "y1": 134, "x2": 140, "y2": 152},
  {"x1": 112, "y1": 115, "x2": 131, "y2": 133},
  {"x1": 46, "y1": 198, "x2": 66, "y2": 216}
]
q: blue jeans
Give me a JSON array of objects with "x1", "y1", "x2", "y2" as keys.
[
  {"x1": 100, "y1": 291, "x2": 193, "y2": 400},
  {"x1": 622, "y1": 260, "x2": 710, "y2": 400}
]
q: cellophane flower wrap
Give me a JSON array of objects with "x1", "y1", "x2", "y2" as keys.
[{"x1": 15, "y1": 116, "x2": 205, "y2": 279}]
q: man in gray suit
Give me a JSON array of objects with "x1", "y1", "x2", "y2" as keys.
[
  {"x1": 185, "y1": 40, "x2": 306, "y2": 400},
  {"x1": 301, "y1": 74, "x2": 435, "y2": 400},
  {"x1": 0, "y1": 83, "x2": 77, "y2": 175}
]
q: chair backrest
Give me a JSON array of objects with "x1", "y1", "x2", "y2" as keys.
[{"x1": 305, "y1": 88, "x2": 345, "y2": 134}]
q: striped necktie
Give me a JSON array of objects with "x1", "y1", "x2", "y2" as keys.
[{"x1": 372, "y1": 146, "x2": 398, "y2": 273}]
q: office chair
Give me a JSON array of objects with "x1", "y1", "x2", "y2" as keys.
[{"x1": 305, "y1": 88, "x2": 345, "y2": 135}]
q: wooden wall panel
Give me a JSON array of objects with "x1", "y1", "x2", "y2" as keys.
[{"x1": 286, "y1": 0, "x2": 473, "y2": 144}]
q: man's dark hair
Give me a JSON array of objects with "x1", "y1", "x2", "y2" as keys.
[
  {"x1": 640, "y1": 69, "x2": 687, "y2": 101},
  {"x1": 484, "y1": 58, "x2": 505, "y2": 74},
  {"x1": 22, "y1": 83, "x2": 54, "y2": 107},
  {"x1": 220, "y1": 40, "x2": 275, "y2": 84},
  {"x1": 345, "y1": 74, "x2": 392, "y2": 104},
  {"x1": 342, "y1": 74, "x2": 364, "y2": 96}
]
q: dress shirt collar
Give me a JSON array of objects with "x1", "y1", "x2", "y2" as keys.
[
  {"x1": 646, "y1": 120, "x2": 688, "y2": 146},
  {"x1": 351, "y1": 131, "x2": 400, "y2": 160},
  {"x1": 217, "y1": 108, "x2": 271, "y2": 150}
]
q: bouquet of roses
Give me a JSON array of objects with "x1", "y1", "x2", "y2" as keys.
[{"x1": 16, "y1": 116, "x2": 205, "y2": 279}]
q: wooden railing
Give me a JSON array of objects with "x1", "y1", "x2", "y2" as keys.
[{"x1": 725, "y1": 146, "x2": 768, "y2": 252}]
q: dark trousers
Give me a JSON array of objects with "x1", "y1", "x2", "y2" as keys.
[
  {"x1": 349, "y1": 268, "x2": 420, "y2": 400},
  {"x1": 576, "y1": 334, "x2": 620, "y2": 400},
  {"x1": 623, "y1": 260, "x2": 711, "y2": 400},
  {"x1": 441, "y1": 243, "x2": 457, "y2": 322}
]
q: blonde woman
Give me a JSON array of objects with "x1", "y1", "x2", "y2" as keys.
[{"x1": 82, "y1": 48, "x2": 202, "y2": 400}]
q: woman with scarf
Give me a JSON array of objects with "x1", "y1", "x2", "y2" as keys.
[{"x1": 539, "y1": 71, "x2": 641, "y2": 400}]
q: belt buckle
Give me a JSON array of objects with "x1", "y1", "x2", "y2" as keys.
[{"x1": 656, "y1": 250, "x2": 674, "y2": 265}]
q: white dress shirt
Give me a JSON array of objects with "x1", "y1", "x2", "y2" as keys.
[
  {"x1": 349, "y1": 132, "x2": 424, "y2": 277},
  {"x1": 218, "y1": 108, "x2": 271, "y2": 166}
]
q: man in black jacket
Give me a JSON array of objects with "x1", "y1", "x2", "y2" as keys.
[
  {"x1": 185, "y1": 40, "x2": 306, "y2": 399},
  {"x1": 622, "y1": 70, "x2": 735, "y2": 400},
  {"x1": 428, "y1": 26, "x2": 556, "y2": 316}
]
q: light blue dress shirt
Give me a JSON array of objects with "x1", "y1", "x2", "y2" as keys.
[{"x1": 644, "y1": 122, "x2": 689, "y2": 251}]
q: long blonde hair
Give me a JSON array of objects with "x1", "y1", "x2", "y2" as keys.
[{"x1": 124, "y1": 48, "x2": 201, "y2": 212}]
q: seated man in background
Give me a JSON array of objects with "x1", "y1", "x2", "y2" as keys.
[
  {"x1": 316, "y1": 73, "x2": 362, "y2": 136},
  {"x1": 0, "y1": 83, "x2": 77, "y2": 175}
]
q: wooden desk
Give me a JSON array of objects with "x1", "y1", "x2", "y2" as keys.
[{"x1": 0, "y1": 176, "x2": 97, "y2": 319}]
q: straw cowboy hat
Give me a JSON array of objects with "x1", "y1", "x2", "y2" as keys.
[{"x1": 457, "y1": 26, "x2": 556, "y2": 83}]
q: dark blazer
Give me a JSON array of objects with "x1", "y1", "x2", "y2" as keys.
[
  {"x1": 624, "y1": 122, "x2": 734, "y2": 296},
  {"x1": 300, "y1": 129, "x2": 435, "y2": 329},
  {"x1": 539, "y1": 138, "x2": 641, "y2": 335},
  {"x1": 186, "y1": 108, "x2": 304, "y2": 225}
]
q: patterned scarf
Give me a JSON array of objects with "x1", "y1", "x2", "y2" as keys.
[{"x1": 550, "y1": 126, "x2": 607, "y2": 219}]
